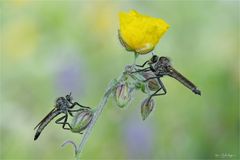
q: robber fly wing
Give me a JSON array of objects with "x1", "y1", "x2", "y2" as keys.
[{"x1": 34, "y1": 107, "x2": 57, "y2": 130}]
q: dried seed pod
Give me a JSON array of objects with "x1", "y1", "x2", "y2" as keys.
[
  {"x1": 71, "y1": 109, "x2": 94, "y2": 133},
  {"x1": 141, "y1": 71, "x2": 160, "y2": 91},
  {"x1": 141, "y1": 98, "x2": 155, "y2": 120},
  {"x1": 114, "y1": 82, "x2": 131, "y2": 108}
]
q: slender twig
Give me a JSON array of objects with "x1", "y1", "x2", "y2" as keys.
[{"x1": 75, "y1": 80, "x2": 116, "y2": 159}]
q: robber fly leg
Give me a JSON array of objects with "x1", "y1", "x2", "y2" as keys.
[
  {"x1": 68, "y1": 111, "x2": 73, "y2": 117},
  {"x1": 55, "y1": 114, "x2": 72, "y2": 130},
  {"x1": 135, "y1": 60, "x2": 149, "y2": 68},
  {"x1": 148, "y1": 78, "x2": 167, "y2": 100},
  {"x1": 68, "y1": 108, "x2": 85, "y2": 114},
  {"x1": 62, "y1": 114, "x2": 72, "y2": 130},
  {"x1": 69, "y1": 102, "x2": 90, "y2": 109},
  {"x1": 157, "y1": 78, "x2": 167, "y2": 94},
  {"x1": 131, "y1": 67, "x2": 151, "y2": 74}
]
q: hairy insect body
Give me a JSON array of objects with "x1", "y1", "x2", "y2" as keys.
[
  {"x1": 34, "y1": 94, "x2": 91, "y2": 140},
  {"x1": 134, "y1": 55, "x2": 201, "y2": 100}
]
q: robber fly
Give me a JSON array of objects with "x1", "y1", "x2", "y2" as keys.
[
  {"x1": 133, "y1": 55, "x2": 201, "y2": 100},
  {"x1": 34, "y1": 93, "x2": 90, "y2": 140}
]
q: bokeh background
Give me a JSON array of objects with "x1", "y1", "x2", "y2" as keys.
[{"x1": 0, "y1": 0, "x2": 239, "y2": 159}]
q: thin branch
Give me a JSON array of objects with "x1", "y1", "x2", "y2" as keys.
[{"x1": 75, "y1": 80, "x2": 116, "y2": 159}]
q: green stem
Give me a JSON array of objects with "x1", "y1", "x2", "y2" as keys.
[
  {"x1": 75, "y1": 81, "x2": 116, "y2": 160},
  {"x1": 133, "y1": 52, "x2": 138, "y2": 65}
]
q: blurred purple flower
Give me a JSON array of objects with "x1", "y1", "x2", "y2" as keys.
[
  {"x1": 54, "y1": 48, "x2": 87, "y2": 96},
  {"x1": 123, "y1": 114, "x2": 154, "y2": 158},
  {"x1": 56, "y1": 64, "x2": 81, "y2": 92}
]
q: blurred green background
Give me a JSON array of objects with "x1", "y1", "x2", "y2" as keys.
[{"x1": 0, "y1": 0, "x2": 239, "y2": 159}]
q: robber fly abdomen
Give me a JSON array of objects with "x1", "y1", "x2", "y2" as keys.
[
  {"x1": 166, "y1": 66, "x2": 201, "y2": 95},
  {"x1": 34, "y1": 109, "x2": 62, "y2": 140}
]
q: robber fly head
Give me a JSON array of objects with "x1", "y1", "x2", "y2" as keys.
[
  {"x1": 149, "y1": 55, "x2": 159, "y2": 64},
  {"x1": 149, "y1": 55, "x2": 171, "y2": 66},
  {"x1": 149, "y1": 56, "x2": 172, "y2": 74}
]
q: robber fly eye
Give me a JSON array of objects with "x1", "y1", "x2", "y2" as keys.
[{"x1": 150, "y1": 55, "x2": 159, "y2": 63}]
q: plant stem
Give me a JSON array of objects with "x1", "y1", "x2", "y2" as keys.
[
  {"x1": 133, "y1": 52, "x2": 138, "y2": 65},
  {"x1": 75, "y1": 81, "x2": 115, "y2": 159}
]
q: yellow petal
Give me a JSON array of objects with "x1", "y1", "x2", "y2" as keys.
[{"x1": 119, "y1": 10, "x2": 170, "y2": 55}]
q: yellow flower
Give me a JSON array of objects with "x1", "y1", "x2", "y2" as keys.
[{"x1": 119, "y1": 10, "x2": 170, "y2": 54}]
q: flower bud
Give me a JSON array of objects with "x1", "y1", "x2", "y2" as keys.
[
  {"x1": 147, "y1": 79, "x2": 160, "y2": 91},
  {"x1": 141, "y1": 98, "x2": 155, "y2": 120},
  {"x1": 119, "y1": 10, "x2": 169, "y2": 55},
  {"x1": 71, "y1": 109, "x2": 94, "y2": 133},
  {"x1": 141, "y1": 71, "x2": 160, "y2": 91},
  {"x1": 114, "y1": 83, "x2": 131, "y2": 108}
]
